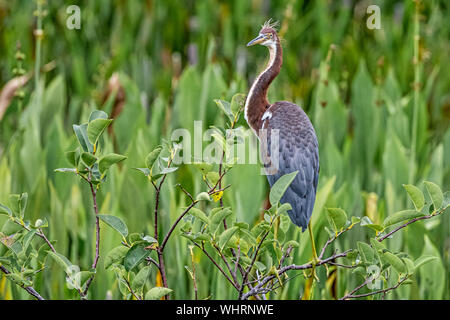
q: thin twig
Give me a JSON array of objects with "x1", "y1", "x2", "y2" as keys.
[
  {"x1": 340, "y1": 277, "x2": 372, "y2": 300},
  {"x1": 159, "y1": 201, "x2": 198, "y2": 252},
  {"x1": 238, "y1": 229, "x2": 271, "y2": 299},
  {"x1": 145, "y1": 257, "x2": 160, "y2": 269},
  {"x1": 192, "y1": 242, "x2": 239, "y2": 290},
  {"x1": 123, "y1": 276, "x2": 142, "y2": 300},
  {"x1": 13, "y1": 220, "x2": 56, "y2": 253},
  {"x1": 212, "y1": 243, "x2": 239, "y2": 285},
  {"x1": 241, "y1": 250, "x2": 351, "y2": 300},
  {"x1": 152, "y1": 154, "x2": 174, "y2": 296},
  {"x1": 318, "y1": 226, "x2": 352, "y2": 260},
  {"x1": 81, "y1": 180, "x2": 101, "y2": 298},
  {"x1": 377, "y1": 207, "x2": 447, "y2": 242},
  {"x1": 188, "y1": 246, "x2": 198, "y2": 300},
  {"x1": 340, "y1": 276, "x2": 409, "y2": 300}
]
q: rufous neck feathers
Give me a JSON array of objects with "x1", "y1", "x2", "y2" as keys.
[{"x1": 245, "y1": 38, "x2": 282, "y2": 133}]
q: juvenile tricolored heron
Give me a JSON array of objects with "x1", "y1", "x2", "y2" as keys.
[{"x1": 245, "y1": 21, "x2": 320, "y2": 264}]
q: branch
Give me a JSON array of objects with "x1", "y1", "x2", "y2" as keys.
[
  {"x1": 81, "y1": 180, "x2": 100, "y2": 298},
  {"x1": 159, "y1": 200, "x2": 198, "y2": 252},
  {"x1": 318, "y1": 227, "x2": 349, "y2": 260},
  {"x1": 0, "y1": 265, "x2": 44, "y2": 300},
  {"x1": 241, "y1": 249, "x2": 352, "y2": 300},
  {"x1": 145, "y1": 257, "x2": 160, "y2": 269},
  {"x1": 238, "y1": 229, "x2": 271, "y2": 299},
  {"x1": 377, "y1": 206, "x2": 447, "y2": 242},
  {"x1": 340, "y1": 276, "x2": 410, "y2": 300},
  {"x1": 123, "y1": 276, "x2": 142, "y2": 300},
  {"x1": 12, "y1": 220, "x2": 56, "y2": 253},
  {"x1": 212, "y1": 243, "x2": 239, "y2": 285},
  {"x1": 151, "y1": 153, "x2": 175, "y2": 294},
  {"x1": 192, "y1": 242, "x2": 239, "y2": 290}
]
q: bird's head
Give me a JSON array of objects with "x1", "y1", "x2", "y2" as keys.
[{"x1": 247, "y1": 20, "x2": 279, "y2": 47}]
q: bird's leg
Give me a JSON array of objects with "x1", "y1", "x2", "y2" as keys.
[{"x1": 307, "y1": 222, "x2": 320, "y2": 282}]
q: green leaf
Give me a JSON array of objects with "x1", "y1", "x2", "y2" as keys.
[
  {"x1": 8, "y1": 194, "x2": 20, "y2": 217},
  {"x1": 230, "y1": 93, "x2": 246, "y2": 116},
  {"x1": 254, "y1": 261, "x2": 267, "y2": 272},
  {"x1": 414, "y1": 255, "x2": 438, "y2": 269},
  {"x1": 196, "y1": 192, "x2": 211, "y2": 201},
  {"x1": 8, "y1": 193, "x2": 28, "y2": 219},
  {"x1": 145, "y1": 146, "x2": 163, "y2": 170},
  {"x1": 269, "y1": 171, "x2": 298, "y2": 206},
  {"x1": 22, "y1": 229, "x2": 37, "y2": 251},
  {"x1": 104, "y1": 246, "x2": 129, "y2": 269},
  {"x1": 279, "y1": 214, "x2": 291, "y2": 233},
  {"x1": 419, "y1": 236, "x2": 445, "y2": 299},
  {"x1": 403, "y1": 258, "x2": 415, "y2": 275},
  {"x1": 87, "y1": 118, "x2": 113, "y2": 145},
  {"x1": 238, "y1": 228, "x2": 257, "y2": 246},
  {"x1": 235, "y1": 222, "x2": 249, "y2": 229},
  {"x1": 1, "y1": 219, "x2": 22, "y2": 235},
  {"x1": 18, "y1": 193, "x2": 28, "y2": 219},
  {"x1": 383, "y1": 252, "x2": 406, "y2": 273},
  {"x1": 351, "y1": 216, "x2": 361, "y2": 224},
  {"x1": 89, "y1": 110, "x2": 108, "y2": 122},
  {"x1": 443, "y1": 191, "x2": 450, "y2": 208},
  {"x1": 193, "y1": 162, "x2": 213, "y2": 174},
  {"x1": 79, "y1": 271, "x2": 95, "y2": 288},
  {"x1": 65, "y1": 148, "x2": 80, "y2": 167},
  {"x1": 5, "y1": 273, "x2": 32, "y2": 287},
  {"x1": 144, "y1": 287, "x2": 173, "y2": 300},
  {"x1": 357, "y1": 241, "x2": 374, "y2": 263},
  {"x1": 282, "y1": 240, "x2": 300, "y2": 250},
  {"x1": 73, "y1": 123, "x2": 93, "y2": 153},
  {"x1": 54, "y1": 168, "x2": 77, "y2": 173},
  {"x1": 81, "y1": 152, "x2": 97, "y2": 167},
  {"x1": 132, "y1": 167, "x2": 150, "y2": 177},
  {"x1": 360, "y1": 216, "x2": 384, "y2": 232},
  {"x1": 47, "y1": 251, "x2": 73, "y2": 273},
  {"x1": 124, "y1": 245, "x2": 150, "y2": 271},
  {"x1": 214, "y1": 99, "x2": 234, "y2": 122},
  {"x1": 209, "y1": 207, "x2": 232, "y2": 234},
  {"x1": 424, "y1": 181, "x2": 444, "y2": 211},
  {"x1": 370, "y1": 238, "x2": 386, "y2": 254},
  {"x1": 326, "y1": 208, "x2": 348, "y2": 232},
  {"x1": 0, "y1": 204, "x2": 12, "y2": 216},
  {"x1": 132, "y1": 266, "x2": 151, "y2": 294},
  {"x1": 205, "y1": 172, "x2": 220, "y2": 185},
  {"x1": 160, "y1": 167, "x2": 178, "y2": 174},
  {"x1": 34, "y1": 218, "x2": 48, "y2": 228},
  {"x1": 277, "y1": 203, "x2": 292, "y2": 216},
  {"x1": 218, "y1": 226, "x2": 238, "y2": 250},
  {"x1": 383, "y1": 210, "x2": 425, "y2": 228},
  {"x1": 37, "y1": 243, "x2": 50, "y2": 265},
  {"x1": 99, "y1": 153, "x2": 127, "y2": 174},
  {"x1": 403, "y1": 184, "x2": 425, "y2": 211},
  {"x1": 188, "y1": 207, "x2": 209, "y2": 224},
  {"x1": 98, "y1": 214, "x2": 128, "y2": 237}
]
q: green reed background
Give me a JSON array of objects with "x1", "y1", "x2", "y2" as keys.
[{"x1": 0, "y1": 0, "x2": 449, "y2": 299}]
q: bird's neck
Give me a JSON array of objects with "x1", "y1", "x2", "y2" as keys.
[{"x1": 245, "y1": 39, "x2": 282, "y2": 133}]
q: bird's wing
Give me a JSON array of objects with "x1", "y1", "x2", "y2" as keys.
[{"x1": 264, "y1": 104, "x2": 319, "y2": 231}]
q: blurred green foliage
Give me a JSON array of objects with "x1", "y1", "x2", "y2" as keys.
[{"x1": 0, "y1": 0, "x2": 449, "y2": 299}]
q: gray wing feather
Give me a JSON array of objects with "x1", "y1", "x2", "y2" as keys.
[{"x1": 264, "y1": 102, "x2": 319, "y2": 231}]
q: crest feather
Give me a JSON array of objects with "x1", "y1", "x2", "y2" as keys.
[{"x1": 261, "y1": 19, "x2": 279, "y2": 31}]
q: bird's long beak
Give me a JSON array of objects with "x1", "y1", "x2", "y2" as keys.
[{"x1": 247, "y1": 34, "x2": 265, "y2": 46}]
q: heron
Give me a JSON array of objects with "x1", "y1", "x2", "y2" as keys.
[{"x1": 245, "y1": 21, "x2": 320, "y2": 269}]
